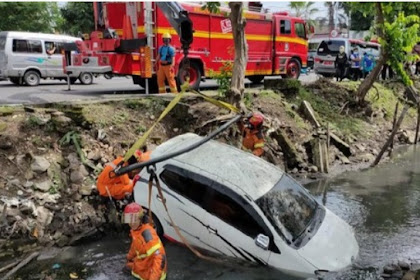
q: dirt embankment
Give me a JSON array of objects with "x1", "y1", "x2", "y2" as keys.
[{"x1": 0, "y1": 78, "x2": 418, "y2": 264}]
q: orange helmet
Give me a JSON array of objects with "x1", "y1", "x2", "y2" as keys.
[
  {"x1": 123, "y1": 203, "x2": 144, "y2": 224},
  {"x1": 248, "y1": 113, "x2": 264, "y2": 129}
]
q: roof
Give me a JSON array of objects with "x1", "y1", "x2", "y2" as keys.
[
  {"x1": 0, "y1": 31, "x2": 80, "y2": 42},
  {"x1": 152, "y1": 133, "x2": 284, "y2": 200}
]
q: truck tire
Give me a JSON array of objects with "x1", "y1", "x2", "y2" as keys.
[
  {"x1": 24, "y1": 70, "x2": 40, "y2": 86},
  {"x1": 79, "y1": 72, "x2": 93, "y2": 85},
  {"x1": 178, "y1": 62, "x2": 201, "y2": 90},
  {"x1": 248, "y1": 75, "x2": 264, "y2": 84},
  {"x1": 286, "y1": 59, "x2": 301, "y2": 79}
]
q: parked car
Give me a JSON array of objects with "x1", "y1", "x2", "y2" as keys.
[
  {"x1": 0, "y1": 31, "x2": 93, "y2": 86},
  {"x1": 133, "y1": 133, "x2": 359, "y2": 278},
  {"x1": 307, "y1": 37, "x2": 325, "y2": 69},
  {"x1": 314, "y1": 37, "x2": 380, "y2": 77}
]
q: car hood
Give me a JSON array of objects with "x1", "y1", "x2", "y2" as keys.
[{"x1": 297, "y1": 209, "x2": 359, "y2": 271}]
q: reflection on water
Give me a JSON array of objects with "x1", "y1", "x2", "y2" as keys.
[
  {"x1": 10, "y1": 147, "x2": 420, "y2": 280},
  {"x1": 305, "y1": 146, "x2": 420, "y2": 279}
]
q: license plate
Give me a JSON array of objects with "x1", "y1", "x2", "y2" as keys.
[{"x1": 324, "y1": 61, "x2": 333, "y2": 65}]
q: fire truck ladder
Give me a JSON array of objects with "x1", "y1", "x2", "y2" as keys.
[{"x1": 144, "y1": 2, "x2": 156, "y2": 94}]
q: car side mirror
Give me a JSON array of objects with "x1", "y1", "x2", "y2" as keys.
[{"x1": 255, "y1": 234, "x2": 269, "y2": 250}]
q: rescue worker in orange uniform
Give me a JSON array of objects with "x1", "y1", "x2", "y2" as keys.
[
  {"x1": 97, "y1": 147, "x2": 152, "y2": 201},
  {"x1": 238, "y1": 113, "x2": 265, "y2": 157},
  {"x1": 157, "y1": 33, "x2": 177, "y2": 94},
  {"x1": 123, "y1": 203, "x2": 167, "y2": 280}
]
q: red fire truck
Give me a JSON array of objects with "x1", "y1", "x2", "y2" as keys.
[{"x1": 64, "y1": 2, "x2": 310, "y2": 92}]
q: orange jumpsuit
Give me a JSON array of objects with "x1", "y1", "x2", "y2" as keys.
[
  {"x1": 96, "y1": 156, "x2": 133, "y2": 200},
  {"x1": 157, "y1": 45, "x2": 177, "y2": 94},
  {"x1": 126, "y1": 224, "x2": 167, "y2": 280},
  {"x1": 241, "y1": 126, "x2": 265, "y2": 157}
]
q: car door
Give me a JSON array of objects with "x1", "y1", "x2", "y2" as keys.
[
  {"x1": 151, "y1": 163, "x2": 226, "y2": 253},
  {"x1": 200, "y1": 177, "x2": 272, "y2": 265},
  {"x1": 44, "y1": 41, "x2": 64, "y2": 77}
]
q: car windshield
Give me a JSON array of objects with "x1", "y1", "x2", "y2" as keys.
[
  {"x1": 256, "y1": 174, "x2": 318, "y2": 242},
  {"x1": 317, "y1": 40, "x2": 344, "y2": 56}
]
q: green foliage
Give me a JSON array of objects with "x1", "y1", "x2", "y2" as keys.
[
  {"x1": 0, "y1": 2, "x2": 61, "y2": 33},
  {"x1": 383, "y1": 13, "x2": 420, "y2": 86},
  {"x1": 26, "y1": 115, "x2": 43, "y2": 127},
  {"x1": 208, "y1": 61, "x2": 233, "y2": 96},
  {"x1": 201, "y1": 2, "x2": 221, "y2": 14},
  {"x1": 60, "y1": 2, "x2": 94, "y2": 36},
  {"x1": 288, "y1": 2, "x2": 318, "y2": 25}
]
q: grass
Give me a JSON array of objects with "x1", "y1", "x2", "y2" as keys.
[
  {"x1": 285, "y1": 86, "x2": 367, "y2": 138},
  {"x1": 0, "y1": 106, "x2": 15, "y2": 116}
]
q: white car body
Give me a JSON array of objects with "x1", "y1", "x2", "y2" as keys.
[
  {"x1": 134, "y1": 133, "x2": 359, "y2": 278},
  {"x1": 0, "y1": 31, "x2": 93, "y2": 85}
]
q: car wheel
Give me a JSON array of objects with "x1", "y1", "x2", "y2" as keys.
[
  {"x1": 24, "y1": 71, "x2": 40, "y2": 86},
  {"x1": 177, "y1": 61, "x2": 201, "y2": 90},
  {"x1": 79, "y1": 72, "x2": 93, "y2": 85},
  {"x1": 286, "y1": 59, "x2": 301, "y2": 79}
]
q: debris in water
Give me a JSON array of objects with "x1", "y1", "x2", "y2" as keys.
[
  {"x1": 52, "y1": 263, "x2": 61, "y2": 269},
  {"x1": 70, "y1": 272, "x2": 79, "y2": 279}
]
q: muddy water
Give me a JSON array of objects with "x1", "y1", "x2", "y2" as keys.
[{"x1": 10, "y1": 146, "x2": 420, "y2": 280}]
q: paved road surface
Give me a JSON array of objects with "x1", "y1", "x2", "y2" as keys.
[{"x1": 0, "y1": 72, "x2": 318, "y2": 105}]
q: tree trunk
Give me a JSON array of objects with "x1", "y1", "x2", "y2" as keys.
[
  {"x1": 228, "y1": 2, "x2": 248, "y2": 110},
  {"x1": 372, "y1": 104, "x2": 409, "y2": 167},
  {"x1": 356, "y1": 3, "x2": 386, "y2": 104},
  {"x1": 328, "y1": 2, "x2": 334, "y2": 31}
]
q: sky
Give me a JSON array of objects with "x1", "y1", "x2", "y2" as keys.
[{"x1": 261, "y1": 1, "x2": 330, "y2": 19}]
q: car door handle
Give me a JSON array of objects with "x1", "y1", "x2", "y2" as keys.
[
  {"x1": 208, "y1": 227, "x2": 217, "y2": 234},
  {"x1": 156, "y1": 195, "x2": 162, "y2": 201}
]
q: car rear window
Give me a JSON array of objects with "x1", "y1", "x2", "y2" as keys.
[
  {"x1": 317, "y1": 40, "x2": 345, "y2": 56},
  {"x1": 308, "y1": 42, "x2": 319, "y2": 52},
  {"x1": 0, "y1": 37, "x2": 6, "y2": 51}
]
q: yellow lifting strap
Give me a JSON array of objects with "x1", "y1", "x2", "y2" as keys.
[
  {"x1": 123, "y1": 90, "x2": 239, "y2": 162},
  {"x1": 123, "y1": 92, "x2": 185, "y2": 162}
]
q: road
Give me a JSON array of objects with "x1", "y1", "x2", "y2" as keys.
[{"x1": 0, "y1": 73, "x2": 318, "y2": 105}]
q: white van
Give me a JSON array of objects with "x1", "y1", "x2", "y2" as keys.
[
  {"x1": 134, "y1": 133, "x2": 359, "y2": 278},
  {"x1": 0, "y1": 31, "x2": 93, "y2": 86}
]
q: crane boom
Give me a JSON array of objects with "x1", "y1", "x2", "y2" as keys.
[{"x1": 155, "y1": 2, "x2": 194, "y2": 56}]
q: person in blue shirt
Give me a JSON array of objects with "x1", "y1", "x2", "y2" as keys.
[
  {"x1": 157, "y1": 33, "x2": 177, "y2": 93},
  {"x1": 362, "y1": 51, "x2": 375, "y2": 79},
  {"x1": 350, "y1": 47, "x2": 362, "y2": 81}
]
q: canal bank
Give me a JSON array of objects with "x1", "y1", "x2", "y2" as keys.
[{"x1": 4, "y1": 146, "x2": 420, "y2": 280}]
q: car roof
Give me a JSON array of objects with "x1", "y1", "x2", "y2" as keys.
[
  {"x1": 0, "y1": 31, "x2": 80, "y2": 42},
  {"x1": 152, "y1": 133, "x2": 284, "y2": 200}
]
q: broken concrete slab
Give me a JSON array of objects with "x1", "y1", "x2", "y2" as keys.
[
  {"x1": 300, "y1": 100, "x2": 321, "y2": 128},
  {"x1": 329, "y1": 132, "x2": 352, "y2": 157},
  {"x1": 269, "y1": 129, "x2": 303, "y2": 169}
]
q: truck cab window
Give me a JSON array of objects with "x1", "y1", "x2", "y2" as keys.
[
  {"x1": 295, "y1": 22, "x2": 306, "y2": 39},
  {"x1": 280, "y1": 20, "x2": 291, "y2": 35}
]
